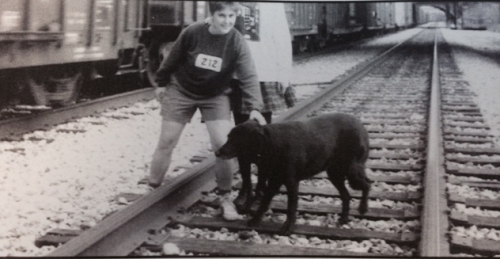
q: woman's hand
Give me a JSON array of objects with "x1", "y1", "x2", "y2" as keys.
[{"x1": 249, "y1": 110, "x2": 267, "y2": 125}]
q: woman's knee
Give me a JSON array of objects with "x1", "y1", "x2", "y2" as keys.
[
  {"x1": 156, "y1": 136, "x2": 178, "y2": 152},
  {"x1": 205, "y1": 120, "x2": 233, "y2": 149},
  {"x1": 156, "y1": 120, "x2": 185, "y2": 150}
]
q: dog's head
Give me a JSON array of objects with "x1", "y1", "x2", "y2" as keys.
[{"x1": 215, "y1": 119, "x2": 266, "y2": 160}]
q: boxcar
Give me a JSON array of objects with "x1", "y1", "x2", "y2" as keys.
[
  {"x1": 0, "y1": 0, "x2": 146, "y2": 106},
  {"x1": 460, "y1": 2, "x2": 500, "y2": 30},
  {"x1": 394, "y1": 2, "x2": 415, "y2": 29},
  {"x1": 285, "y1": 2, "x2": 367, "y2": 53},
  {"x1": 138, "y1": 0, "x2": 209, "y2": 88},
  {"x1": 281, "y1": 1, "x2": 416, "y2": 53},
  {"x1": 0, "y1": 1, "x2": 417, "y2": 107}
]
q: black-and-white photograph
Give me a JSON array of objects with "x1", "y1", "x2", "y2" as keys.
[{"x1": 0, "y1": 0, "x2": 500, "y2": 257}]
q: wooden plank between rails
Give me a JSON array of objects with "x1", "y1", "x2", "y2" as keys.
[
  {"x1": 232, "y1": 183, "x2": 422, "y2": 201},
  {"x1": 173, "y1": 216, "x2": 418, "y2": 244},
  {"x1": 449, "y1": 194, "x2": 500, "y2": 210},
  {"x1": 314, "y1": 171, "x2": 419, "y2": 185},
  {"x1": 200, "y1": 197, "x2": 419, "y2": 220},
  {"x1": 143, "y1": 236, "x2": 381, "y2": 256},
  {"x1": 445, "y1": 146, "x2": 500, "y2": 155},
  {"x1": 446, "y1": 166, "x2": 500, "y2": 179},
  {"x1": 450, "y1": 210, "x2": 500, "y2": 228},
  {"x1": 451, "y1": 235, "x2": 500, "y2": 255}
]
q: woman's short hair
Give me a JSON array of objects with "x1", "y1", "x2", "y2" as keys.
[{"x1": 209, "y1": 2, "x2": 241, "y2": 15}]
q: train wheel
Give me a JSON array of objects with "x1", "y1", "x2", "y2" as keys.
[
  {"x1": 139, "y1": 41, "x2": 175, "y2": 88},
  {"x1": 292, "y1": 41, "x2": 300, "y2": 54},
  {"x1": 298, "y1": 39, "x2": 308, "y2": 53},
  {"x1": 23, "y1": 69, "x2": 49, "y2": 106},
  {"x1": 0, "y1": 72, "x2": 22, "y2": 109},
  {"x1": 95, "y1": 59, "x2": 119, "y2": 78},
  {"x1": 23, "y1": 67, "x2": 83, "y2": 107},
  {"x1": 317, "y1": 38, "x2": 327, "y2": 49}
]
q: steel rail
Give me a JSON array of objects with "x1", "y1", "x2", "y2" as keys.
[
  {"x1": 419, "y1": 28, "x2": 450, "y2": 256},
  {"x1": 0, "y1": 88, "x2": 154, "y2": 140},
  {"x1": 47, "y1": 31, "x2": 422, "y2": 257},
  {"x1": 49, "y1": 157, "x2": 218, "y2": 256},
  {"x1": 277, "y1": 30, "x2": 423, "y2": 123}
]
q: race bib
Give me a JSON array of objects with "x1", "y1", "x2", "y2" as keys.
[{"x1": 195, "y1": 54, "x2": 222, "y2": 72}]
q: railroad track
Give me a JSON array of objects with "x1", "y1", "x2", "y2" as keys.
[
  {"x1": 0, "y1": 87, "x2": 154, "y2": 141},
  {"x1": 438, "y1": 33, "x2": 500, "y2": 256},
  {"x1": 33, "y1": 28, "x2": 500, "y2": 256}
]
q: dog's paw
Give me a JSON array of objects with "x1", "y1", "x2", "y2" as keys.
[
  {"x1": 338, "y1": 216, "x2": 350, "y2": 225},
  {"x1": 247, "y1": 217, "x2": 261, "y2": 227},
  {"x1": 358, "y1": 203, "x2": 368, "y2": 215},
  {"x1": 247, "y1": 199, "x2": 261, "y2": 214},
  {"x1": 279, "y1": 224, "x2": 294, "y2": 236},
  {"x1": 234, "y1": 194, "x2": 247, "y2": 211},
  {"x1": 234, "y1": 201, "x2": 246, "y2": 214}
]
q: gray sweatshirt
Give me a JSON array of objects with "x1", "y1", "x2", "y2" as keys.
[{"x1": 155, "y1": 22, "x2": 263, "y2": 111}]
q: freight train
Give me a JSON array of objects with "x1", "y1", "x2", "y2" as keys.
[
  {"x1": 0, "y1": 0, "x2": 146, "y2": 107},
  {"x1": 0, "y1": 1, "x2": 416, "y2": 108},
  {"x1": 285, "y1": 2, "x2": 415, "y2": 53},
  {"x1": 459, "y1": 2, "x2": 500, "y2": 30}
]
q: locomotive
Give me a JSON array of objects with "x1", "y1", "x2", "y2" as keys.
[{"x1": 0, "y1": 1, "x2": 416, "y2": 108}]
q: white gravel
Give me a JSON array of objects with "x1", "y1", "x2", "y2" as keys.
[
  {"x1": 2, "y1": 24, "x2": 500, "y2": 256},
  {"x1": 441, "y1": 28, "x2": 500, "y2": 146}
]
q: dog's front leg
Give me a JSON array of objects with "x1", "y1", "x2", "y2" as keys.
[
  {"x1": 280, "y1": 180, "x2": 299, "y2": 235},
  {"x1": 234, "y1": 156, "x2": 253, "y2": 213},
  {"x1": 247, "y1": 179, "x2": 281, "y2": 228},
  {"x1": 250, "y1": 162, "x2": 268, "y2": 213}
]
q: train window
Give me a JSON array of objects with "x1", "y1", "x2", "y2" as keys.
[
  {"x1": 123, "y1": 0, "x2": 130, "y2": 31},
  {"x1": 31, "y1": 0, "x2": 62, "y2": 32},
  {"x1": 0, "y1": 0, "x2": 28, "y2": 32},
  {"x1": 349, "y1": 3, "x2": 356, "y2": 18},
  {"x1": 196, "y1": 1, "x2": 208, "y2": 22},
  {"x1": 123, "y1": 0, "x2": 139, "y2": 32},
  {"x1": 149, "y1": 0, "x2": 179, "y2": 25},
  {"x1": 238, "y1": 3, "x2": 260, "y2": 41},
  {"x1": 95, "y1": 0, "x2": 112, "y2": 30}
]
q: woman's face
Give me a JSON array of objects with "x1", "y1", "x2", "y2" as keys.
[{"x1": 210, "y1": 6, "x2": 237, "y2": 35}]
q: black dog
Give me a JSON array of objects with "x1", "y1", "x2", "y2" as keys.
[{"x1": 215, "y1": 113, "x2": 371, "y2": 235}]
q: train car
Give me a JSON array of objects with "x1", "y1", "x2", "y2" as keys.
[
  {"x1": 324, "y1": 3, "x2": 363, "y2": 41},
  {"x1": 356, "y1": 2, "x2": 382, "y2": 35},
  {"x1": 0, "y1": 0, "x2": 147, "y2": 107},
  {"x1": 377, "y1": 2, "x2": 396, "y2": 30},
  {"x1": 284, "y1": 2, "x2": 320, "y2": 53},
  {"x1": 140, "y1": 0, "x2": 415, "y2": 85},
  {"x1": 459, "y1": 2, "x2": 500, "y2": 30},
  {"x1": 0, "y1": 1, "x2": 417, "y2": 107},
  {"x1": 285, "y1": 2, "x2": 367, "y2": 53},
  {"x1": 285, "y1": 2, "x2": 408, "y2": 54},
  {"x1": 394, "y1": 2, "x2": 415, "y2": 30},
  {"x1": 357, "y1": 2, "x2": 396, "y2": 35},
  {"x1": 138, "y1": 1, "x2": 209, "y2": 88}
]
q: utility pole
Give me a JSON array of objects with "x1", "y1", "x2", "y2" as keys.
[
  {"x1": 453, "y1": 2, "x2": 458, "y2": 28},
  {"x1": 445, "y1": 3, "x2": 451, "y2": 27}
]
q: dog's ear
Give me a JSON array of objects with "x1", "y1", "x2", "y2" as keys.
[{"x1": 249, "y1": 126, "x2": 267, "y2": 154}]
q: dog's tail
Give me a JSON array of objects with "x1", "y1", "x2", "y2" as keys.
[{"x1": 346, "y1": 162, "x2": 371, "y2": 191}]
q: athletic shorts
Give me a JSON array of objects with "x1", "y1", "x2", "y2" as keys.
[{"x1": 159, "y1": 84, "x2": 231, "y2": 124}]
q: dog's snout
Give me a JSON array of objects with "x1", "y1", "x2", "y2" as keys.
[{"x1": 215, "y1": 143, "x2": 237, "y2": 160}]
